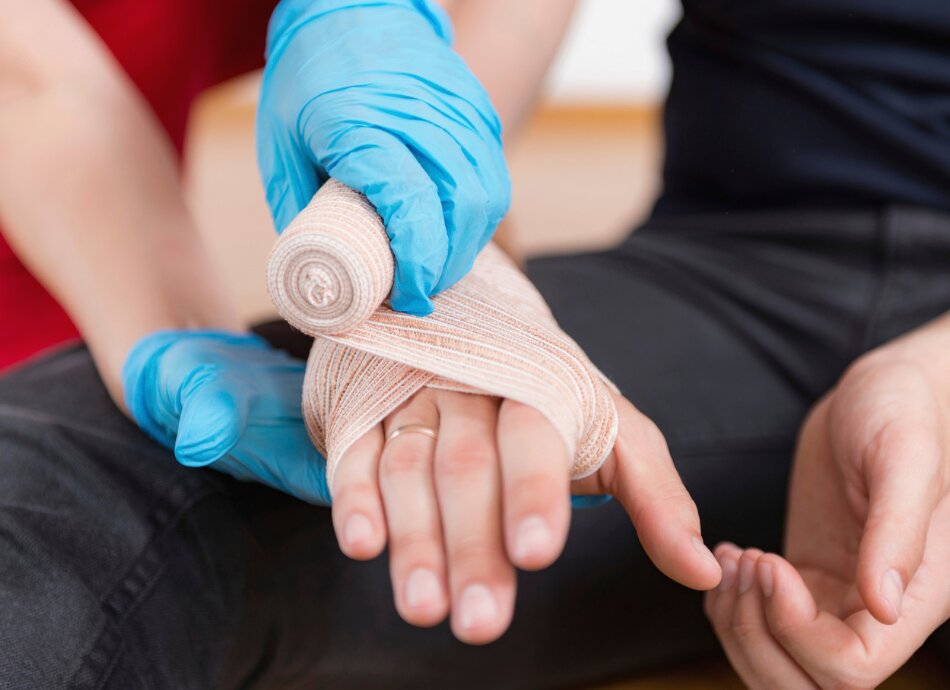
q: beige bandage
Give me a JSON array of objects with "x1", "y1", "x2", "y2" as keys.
[{"x1": 267, "y1": 180, "x2": 618, "y2": 492}]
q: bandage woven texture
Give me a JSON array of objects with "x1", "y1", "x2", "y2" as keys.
[{"x1": 267, "y1": 180, "x2": 618, "y2": 491}]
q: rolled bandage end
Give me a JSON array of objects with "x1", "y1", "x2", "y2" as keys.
[{"x1": 267, "y1": 180, "x2": 394, "y2": 336}]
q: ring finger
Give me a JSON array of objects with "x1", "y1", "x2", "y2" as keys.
[{"x1": 380, "y1": 389, "x2": 448, "y2": 627}]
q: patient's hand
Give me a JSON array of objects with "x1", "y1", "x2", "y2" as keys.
[
  {"x1": 330, "y1": 388, "x2": 722, "y2": 644},
  {"x1": 704, "y1": 350, "x2": 950, "y2": 689}
]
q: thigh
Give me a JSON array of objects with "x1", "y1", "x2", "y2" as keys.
[{"x1": 0, "y1": 347, "x2": 281, "y2": 690}]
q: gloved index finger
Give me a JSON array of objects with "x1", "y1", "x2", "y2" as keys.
[{"x1": 323, "y1": 128, "x2": 449, "y2": 316}]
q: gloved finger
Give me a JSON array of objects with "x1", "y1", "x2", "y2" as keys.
[
  {"x1": 364, "y1": 111, "x2": 505, "y2": 293},
  {"x1": 605, "y1": 394, "x2": 722, "y2": 590},
  {"x1": 496, "y1": 399, "x2": 571, "y2": 571},
  {"x1": 372, "y1": 115, "x2": 509, "y2": 294},
  {"x1": 174, "y1": 377, "x2": 250, "y2": 467},
  {"x1": 323, "y1": 127, "x2": 449, "y2": 316},
  {"x1": 256, "y1": 117, "x2": 321, "y2": 233},
  {"x1": 242, "y1": 356, "x2": 309, "y2": 420},
  {"x1": 220, "y1": 425, "x2": 332, "y2": 505},
  {"x1": 852, "y1": 417, "x2": 943, "y2": 624}
]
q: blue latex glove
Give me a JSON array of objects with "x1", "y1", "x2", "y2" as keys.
[
  {"x1": 122, "y1": 330, "x2": 331, "y2": 505},
  {"x1": 257, "y1": 0, "x2": 511, "y2": 316},
  {"x1": 572, "y1": 495, "x2": 612, "y2": 509}
]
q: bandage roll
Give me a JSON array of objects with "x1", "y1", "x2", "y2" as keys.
[{"x1": 266, "y1": 180, "x2": 394, "y2": 336}]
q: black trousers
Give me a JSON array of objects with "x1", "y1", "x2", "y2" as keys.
[{"x1": 3, "y1": 207, "x2": 950, "y2": 689}]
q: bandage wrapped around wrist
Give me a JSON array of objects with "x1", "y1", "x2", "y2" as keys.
[{"x1": 267, "y1": 180, "x2": 618, "y2": 492}]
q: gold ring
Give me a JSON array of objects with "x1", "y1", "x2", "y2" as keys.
[{"x1": 386, "y1": 424, "x2": 438, "y2": 443}]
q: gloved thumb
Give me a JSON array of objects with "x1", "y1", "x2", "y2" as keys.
[
  {"x1": 855, "y1": 420, "x2": 943, "y2": 624},
  {"x1": 174, "y1": 379, "x2": 251, "y2": 468}
]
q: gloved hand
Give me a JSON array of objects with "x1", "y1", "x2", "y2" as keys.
[
  {"x1": 256, "y1": 0, "x2": 511, "y2": 316},
  {"x1": 122, "y1": 330, "x2": 331, "y2": 505}
]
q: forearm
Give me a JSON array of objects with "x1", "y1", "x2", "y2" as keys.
[
  {"x1": 444, "y1": 0, "x2": 577, "y2": 139},
  {"x1": 0, "y1": 0, "x2": 239, "y2": 406}
]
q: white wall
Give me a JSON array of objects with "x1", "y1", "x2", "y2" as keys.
[{"x1": 544, "y1": 0, "x2": 681, "y2": 104}]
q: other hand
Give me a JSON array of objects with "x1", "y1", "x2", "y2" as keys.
[
  {"x1": 330, "y1": 388, "x2": 722, "y2": 644},
  {"x1": 705, "y1": 345, "x2": 950, "y2": 689},
  {"x1": 256, "y1": 0, "x2": 511, "y2": 316},
  {"x1": 122, "y1": 330, "x2": 331, "y2": 504}
]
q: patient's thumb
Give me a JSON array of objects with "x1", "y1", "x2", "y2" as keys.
[
  {"x1": 610, "y1": 407, "x2": 721, "y2": 590},
  {"x1": 174, "y1": 381, "x2": 250, "y2": 467},
  {"x1": 855, "y1": 425, "x2": 942, "y2": 624}
]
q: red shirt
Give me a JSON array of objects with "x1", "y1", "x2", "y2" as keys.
[{"x1": 0, "y1": 0, "x2": 277, "y2": 371}]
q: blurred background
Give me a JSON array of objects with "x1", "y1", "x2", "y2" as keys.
[{"x1": 183, "y1": 1, "x2": 947, "y2": 687}]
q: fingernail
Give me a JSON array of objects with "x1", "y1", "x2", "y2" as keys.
[
  {"x1": 458, "y1": 584, "x2": 498, "y2": 631},
  {"x1": 692, "y1": 536, "x2": 719, "y2": 569},
  {"x1": 717, "y1": 555, "x2": 738, "y2": 591},
  {"x1": 737, "y1": 555, "x2": 756, "y2": 594},
  {"x1": 343, "y1": 513, "x2": 373, "y2": 549},
  {"x1": 405, "y1": 569, "x2": 442, "y2": 610},
  {"x1": 515, "y1": 515, "x2": 553, "y2": 561},
  {"x1": 880, "y1": 568, "x2": 904, "y2": 620},
  {"x1": 758, "y1": 561, "x2": 774, "y2": 597}
]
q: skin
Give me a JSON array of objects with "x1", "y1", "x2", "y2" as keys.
[
  {"x1": 0, "y1": 0, "x2": 241, "y2": 405},
  {"x1": 442, "y1": 0, "x2": 578, "y2": 259},
  {"x1": 442, "y1": 0, "x2": 579, "y2": 139},
  {"x1": 331, "y1": 389, "x2": 723, "y2": 644},
  {"x1": 704, "y1": 315, "x2": 950, "y2": 689}
]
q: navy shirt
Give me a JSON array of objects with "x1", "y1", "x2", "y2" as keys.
[{"x1": 656, "y1": 0, "x2": 950, "y2": 214}]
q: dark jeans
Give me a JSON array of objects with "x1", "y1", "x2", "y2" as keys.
[{"x1": 3, "y1": 207, "x2": 950, "y2": 689}]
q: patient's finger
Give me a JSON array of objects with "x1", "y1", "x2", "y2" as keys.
[
  {"x1": 759, "y1": 554, "x2": 887, "y2": 689},
  {"x1": 379, "y1": 389, "x2": 448, "y2": 627},
  {"x1": 729, "y1": 550, "x2": 818, "y2": 690},
  {"x1": 605, "y1": 394, "x2": 722, "y2": 590},
  {"x1": 497, "y1": 399, "x2": 571, "y2": 571},
  {"x1": 331, "y1": 425, "x2": 386, "y2": 560},
  {"x1": 434, "y1": 392, "x2": 515, "y2": 645},
  {"x1": 705, "y1": 544, "x2": 759, "y2": 687}
]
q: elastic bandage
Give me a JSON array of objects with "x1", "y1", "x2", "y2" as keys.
[{"x1": 267, "y1": 180, "x2": 618, "y2": 492}]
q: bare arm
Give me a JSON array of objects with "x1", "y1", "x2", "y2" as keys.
[
  {"x1": 444, "y1": 0, "x2": 577, "y2": 139},
  {"x1": 437, "y1": 0, "x2": 576, "y2": 257},
  {"x1": 0, "y1": 0, "x2": 240, "y2": 406}
]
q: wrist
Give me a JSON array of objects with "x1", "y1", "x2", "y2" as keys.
[
  {"x1": 88, "y1": 233, "x2": 243, "y2": 411},
  {"x1": 266, "y1": 0, "x2": 453, "y2": 63}
]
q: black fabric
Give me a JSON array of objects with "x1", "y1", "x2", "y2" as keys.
[
  {"x1": 657, "y1": 0, "x2": 950, "y2": 215},
  {"x1": 3, "y1": 206, "x2": 950, "y2": 688}
]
